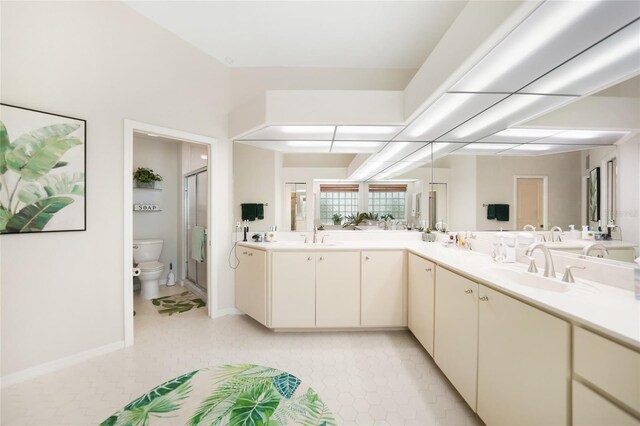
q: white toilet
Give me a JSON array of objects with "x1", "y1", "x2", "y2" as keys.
[{"x1": 133, "y1": 238, "x2": 164, "y2": 300}]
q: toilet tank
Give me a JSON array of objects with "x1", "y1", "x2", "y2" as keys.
[{"x1": 133, "y1": 239, "x2": 163, "y2": 263}]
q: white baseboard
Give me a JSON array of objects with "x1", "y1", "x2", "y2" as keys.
[
  {"x1": 211, "y1": 307, "x2": 243, "y2": 318},
  {"x1": 1, "y1": 340, "x2": 125, "y2": 388}
]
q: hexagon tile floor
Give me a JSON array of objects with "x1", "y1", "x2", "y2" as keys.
[{"x1": 2, "y1": 286, "x2": 482, "y2": 425}]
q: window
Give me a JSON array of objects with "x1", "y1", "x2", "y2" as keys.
[
  {"x1": 319, "y1": 184, "x2": 359, "y2": 224},
  {"x1": 368, "y1": 184, "x2": 407, "y2": 220}
]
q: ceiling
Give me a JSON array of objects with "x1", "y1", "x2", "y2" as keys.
[
  {"x1": 235, "y1": 1, "x2": 640, "y2": 180},
  {"x1": 125, "y1": 1, "x2": 466, "y2": 68}
]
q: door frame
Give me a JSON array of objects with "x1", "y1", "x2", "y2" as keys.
[
  {"x1": 513, "y1": 176, "x2": 548, "y2": 230},
  {"x1": 123, "y1": 120, "x2": 217, "y2": 347}
]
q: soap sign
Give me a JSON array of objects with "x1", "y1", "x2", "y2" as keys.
[{"x1": 134, "y1": 204, "x2": 161, "y2": 212}]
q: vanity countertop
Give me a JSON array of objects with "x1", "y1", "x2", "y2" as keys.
[
  {"x1": 239, "y1": 240, "x2": 640, "y2": 350},
  {"x1": 542, "y1": 240, "x2": 638, "y2": 250}
]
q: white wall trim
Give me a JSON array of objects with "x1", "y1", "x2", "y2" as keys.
[
  {"x1": 1, "y1": 341, "x2": 125, "y2": 388},
  {"x1": 513, "y1": 175, "x2": 549, "y2": 230},
  {"x1": 124, "y1": 120, "x2": 217, "y2": 347}
]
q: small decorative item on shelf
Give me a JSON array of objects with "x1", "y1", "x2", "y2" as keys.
[
  {"x1": 134, "y1": 204, "x2": 161, "y2": 212},
  {"x1": 332, "y1": 213, "x2": 343, "y2": 225},
  {"x1": 133, "y1": 167, "x2": 163, "y2": 189},
  {"x1": 423, "y1": 228, "x2": 436, "y2": 242}
]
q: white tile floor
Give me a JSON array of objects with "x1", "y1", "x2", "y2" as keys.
[{"x1": 2, "y1": 286, "x2": 482, "y2": 425}]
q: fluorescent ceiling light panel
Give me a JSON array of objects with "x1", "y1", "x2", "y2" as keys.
[
  {"x1": 480, "y1": 128, "x2": 562, "y2": 143},
  {"x1": 443, "y1": 94, "x2": 576, "y2": 142},
  {"x1": 524, "y1": 20, "x2": 640, "y2": 95},
  {"x1": 375, "y1": 162, "x2": 425, "y2": 180},
  {"x1": 532, "y1": 130, "x2": 630, "y2": 145},
  {"x1": 458, "y1": 143, "x2": 519, "y2": 152},
  {"x1": 450, "y1": 1, "x2": 639, "y2": 93},
  {"x1": 241, "y1": 140, "x2": 330, "y2": 153},
  {"x1": 395, "y1": 93, "x2": 508, "y2": 141},
  {"x1": 331, "y1": 141, "x2": 385, "y2": 153},
  {"x1": 510, "y1": 144, "x2": 553, "y2": 151},
  {"x1": 372, "y1": 142, "x2": 426, "y2": 163},
  {"x1": 351, "y1": 161, "x2": 392, "y2": 180},
  {"x1": 238, "y1": 125, "x2": 334, "y2": 141},
  {"x1": 334, "y1": 125, "x2": 403, "y2": 140},
  {"x1": 500, "y1": 144, "x2": 596, "y2": 156}
]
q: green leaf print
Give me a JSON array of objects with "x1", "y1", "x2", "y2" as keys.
[
  {"x1": 123, "y1": 370, "x2": 198, "y2": 412},
  {"x1": 272, "y1": 372, "x2": 301, "y2": 399},
  {"x1": 229, "y1": 386, "x2": 281, "y2": 426},
  {"x1": 4, "y1": 196, "x2": 73, "y2": 233},
  {"x1": 0, "y1": 120, "x2": 11, "y2": 174}
]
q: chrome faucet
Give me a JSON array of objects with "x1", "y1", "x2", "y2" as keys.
[
  {"x1": 321, "y1": 234, "x2": 329, "y2": 244},
  {"x1": 300, "y1": 234, "x2": 308, "y2": 244},
  {"x1": 523, "y1": 224, "x2": 536, "y2": 232},
  {"x1": 582, "y1": 243, "x2": 609, "y2": 258},
  {"x1": 549, "y1": 226, "x2": 564, "y2": 242},
  {"x1": 525, "y1": 243, "x2": 556, "y2": 278},
  {"x1": 313, "y1": 226, "x2": 318, "y2": 244}
]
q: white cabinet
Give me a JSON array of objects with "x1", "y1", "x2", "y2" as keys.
[
  {"x1": 316, "y1": 251, "x2": 361, "y2": 327},
  {"x1": 271, "y1": 252, "x2": 316, "y2": 328},
  {"x1": 408, "y1": 253, "x2": 435, "y2": 355},
  {"x1": 235, "y1": 247, "x2": 266, "y2": 325},
  {"x1": 361, "y1": 250, "x2": 406, "y2": 327},
  {"x1": 434, "y1": 266, "x2": 479, "y2": 410},
  {"x1": 574, "y1": 326, "x2": 640, "y2": 414},
  {"x1": 477, "y1": 285, "x2": 570, "y2": 425},
  {"x1": 573, "y1": 380, "x2": 639, "y2": 426}
]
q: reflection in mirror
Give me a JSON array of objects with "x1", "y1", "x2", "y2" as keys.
[
  {"x1": 285, "y1": 182, "x2": 306, "y2": 231},
  {"x1": 428, "y1": 183, "x2": 447, "y2": 231}
]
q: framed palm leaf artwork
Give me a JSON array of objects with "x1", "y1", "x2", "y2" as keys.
[
  {"x1": 589, "y1": 166, "x2": 600, "y2": 222},
  {"x1": 0, "y1": 103, "x2": 86, "y2": 234}
]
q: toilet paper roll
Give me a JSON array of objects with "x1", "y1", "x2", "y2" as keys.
[{"x1": 132, "y1": 267, "x2": 141, "y2": 277}]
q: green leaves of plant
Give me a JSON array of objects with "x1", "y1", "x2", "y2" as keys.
[
  {"x1": 272, "y1": 372, "x2": 301, "y2": 399},
  {"x1": 5, "y1": 123, "x2": 82, "y2": 181},
  {"x1": 4, "y1": 196, "x2": 73, "y2": 233},
  {"x1": 0, "y1": 206, "x2": 11, "y2": 232},
  {"x1": 18, "y1": 172, "x2": 85, "y2": 204},
  {"x1": 0, "y1": 121, "x2": 10, "y2": 174},
  {"x1": 229, "y1": 386, "x2": 281, "y2": 426}
]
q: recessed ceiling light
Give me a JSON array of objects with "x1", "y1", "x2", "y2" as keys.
[
  {"x1": 511, "y1": 144, "x2": 552, "y2": 151},
  {"x1": 556, "y1": 130, "x2": 626, "y2": 140},
  {"x1": 285, "y1": 141, "x2": 330, "y2": 148},
  {"x1": 336, "y1": 126, "x2": 400, "y2": 135},
  {"x1": 352, "y1": 162, "x2": 387, "y2": 180},
  {"x1": 374, "y1": 142, "x2": 412, "y2": 163},
  {"x1": 460, "y1": 144, "x2": 517, "y2": 151}
]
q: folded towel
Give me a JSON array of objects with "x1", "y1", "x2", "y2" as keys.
[
  {"x1": 487, "y1": 204, "x2": 496, "y2": 220},
  {"x1": 256, "y1": 203, "x2": 264, "y2": 220},
  {"x1": 241, "y1": 203, "x2": 257, "y2": 221},
  {"x1": 191, "y1": 226, "x2": 206, "y2": 262},
  {"x1": 495, "y1": 204, "x2": 510, "y2": 221}
]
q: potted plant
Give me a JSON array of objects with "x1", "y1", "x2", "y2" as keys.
[
  {"x1": 342, "y1": 212, "x2": 368, "y2": 228},
  {"x1": 380, "y1": 213, "x2": 394, "y2": 230},
  {"x1": 133, "y1": 167, "x2": 163, "y2": 189},
  {"x1": 332, "y1": 213, "x2": 343, "y2": 226},
  {"x1": 423, "y1": 227, "x2": 436, "y2": 242}
]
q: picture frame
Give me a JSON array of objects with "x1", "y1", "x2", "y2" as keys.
[
  {"x1": 0, "y1": 103, "x2": 86, "y2": 234},
  {"x1": 588, "y1": 166, "x2": 600, "y2": 222}
]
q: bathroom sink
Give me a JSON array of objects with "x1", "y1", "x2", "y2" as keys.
[
  {"x1": 490, "y1": 267, "x2": 596, "y2": 294},
  {"x1": 272, "y1": 242, "x2": 341, "y2": 247}
]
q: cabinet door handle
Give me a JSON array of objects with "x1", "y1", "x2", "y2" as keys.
[
  {"x1": 242, "y1": 251, "x2": 248, "y2": 255},
  {"x1": 307, "y1": 257, "x2": 312, "y2": 261},
  {"x1": 365, "y1": 256, "x2": 370, "y2": 260},
  {"x1": 319, "y1": 257, "x2": 324, "y2": 261},
  {"x1": 248, "y1": 253, "x2": 253, "y2": 256},
  {"x1": 464, "y1": 289, "x2": 473, "y2": 294},
  {"x1": 479, "y1": 296, "x2": 489, "y2": 301},
  {"x1": 425, "y1": 268, "x2": 432, "y2": 272}
]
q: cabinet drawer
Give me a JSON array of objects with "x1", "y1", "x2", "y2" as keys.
[
  {"x1": 574, "y1": 327, "x2": 640, "y2": 413},
  {"x1": 573, "y1": 380, "x2": 639, "y2": 425}
]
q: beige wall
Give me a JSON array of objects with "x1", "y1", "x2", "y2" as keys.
[
  {"x1": 0, "y1": 1, "x2": 232, "y2": 377},
  {"x1": 474, "y1": 152, "x2": 582, "y2": 231},
  {"x1": 233, "y1": 143, "x2": 279, "y2": 231},
  {"x1": 133, "y1": 136, "x2": 180, "y2": 283},
  {"x1": 230, "y1": 67, "x2": 416, "y2": 111}
]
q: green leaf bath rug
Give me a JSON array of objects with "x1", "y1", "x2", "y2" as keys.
[
  {"x1": 101, "y1": 364, "x2": 336, "y2": 426},
  {"x1": 151, "y1": 291, "x2": 205, "y2": 316}
]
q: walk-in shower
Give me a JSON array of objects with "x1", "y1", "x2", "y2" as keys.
[{"x1": 185, "y1": 166, "x2": 208, "y2": 295}]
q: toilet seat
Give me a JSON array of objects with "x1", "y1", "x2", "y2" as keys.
[{"x1": 137, "y1": 261, "x2": 164, "y2": 272}]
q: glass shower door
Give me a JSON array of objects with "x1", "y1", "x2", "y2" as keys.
[{"x1": 186, "y1": 168, "x2": 208, "y2": 292}]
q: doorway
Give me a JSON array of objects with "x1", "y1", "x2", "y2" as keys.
[
  {"x1": 184, "y1": 167, "x2": 208, "y2": 297},
  {"x1": 514, "y1": 176, "x2": 548, "y2": 230},
  {"x1": 124, "y1": 120, "x2": 217, "y2": 347}
]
